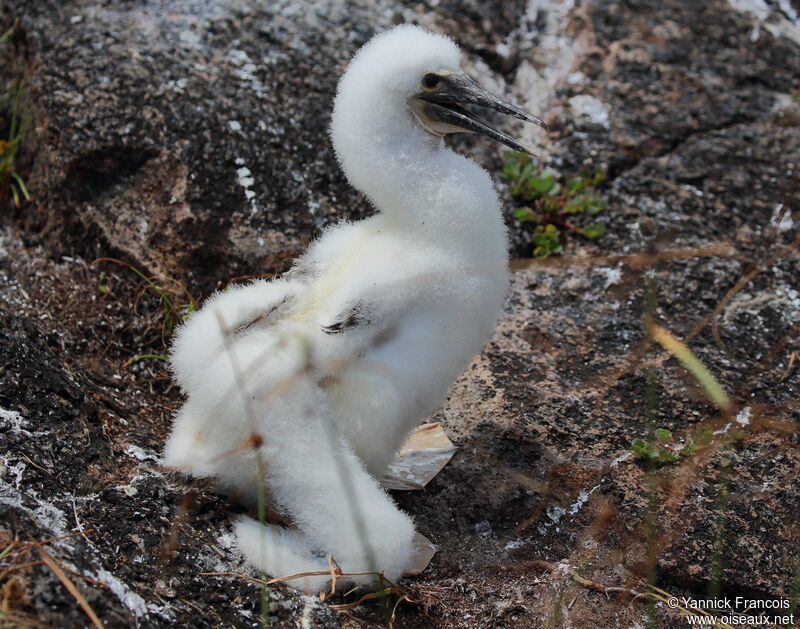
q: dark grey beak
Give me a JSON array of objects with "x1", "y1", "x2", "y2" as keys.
[{"x1": 412, "y1": 71, "x2": 546, "y2": 156}]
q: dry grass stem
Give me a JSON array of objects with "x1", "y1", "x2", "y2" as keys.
[
  {"x1": 510, "y1": 242, "x2": 735, "y2": 271},
  {"x1": 34, "y1": 541, "x2": 105, "y2": 629}
]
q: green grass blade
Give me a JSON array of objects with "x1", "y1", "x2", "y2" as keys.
[
  {"x1": 649, "y1": 324, "x2": 731, "y2": 410},
  {"x1": 10, "y1": 171, "x2": 30, "y2": 201},
  {"x1": 9, "y1": 80, "x2": 23, "y2": 143},
  {"x1": 124, "y1": 353, "x2": 168, "y2": 367}
]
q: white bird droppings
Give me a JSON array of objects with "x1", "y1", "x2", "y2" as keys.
[
  {"x1": 124, "y1": 444, "x2": 160, "y2": 462},
  {"x1": 94, "y1": 568, "x2": 150, "y2": 618},
  {"x1": 178, "y1": 30, "x2": 202, "y2": 49},
  {"x1": 299, "y1": 595, "x2": 318, "y2": 629},
  {"x1": 596, "y1": 266, "x2": 623, "y2": 289},
  {"x1": 0, "y1": 487, "x2": 69, "y2": 540},
  {"x1": 236, "y1": 167, "x2": 255, "y2": 198},
  {"x1": 568, "y1": 94, "x2": 610, "y2": 129},
  {"x1": 229, "y1": 48, "x2": 267, "y2": 97},
  {"x1": 611, "y1": 452, "x2": 632, "y2": 468},
  {"x1": 0, "y1": 407, "x2": 31, "y2": 436},
  {"x1": 567, "y1": 489, "x2": 590, "y2": 516},
  {"x1": 235, "y1": 164, "x2": 259, "y2": 213},
  {"x1": 735, "y1": 406, "x2": 752, "y2": 426},
  {"x1": 727, "y1": 0, "x2": 800, "y2": 43},
  {"x1": 538, "y1": 505, "x2": 566, "y2": 534}
]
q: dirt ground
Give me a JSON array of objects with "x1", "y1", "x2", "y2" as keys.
[{"x1": 1, "y1": 0, "x2": 800, "y2": 627}]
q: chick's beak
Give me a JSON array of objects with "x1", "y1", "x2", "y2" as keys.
[{"x1": 411, "y1": 72, "x2": 547, "y2": 156}]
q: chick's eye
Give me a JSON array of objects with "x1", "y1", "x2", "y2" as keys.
[{"x1": 422, "y1": 73, "x2": 441, "y2": 89}]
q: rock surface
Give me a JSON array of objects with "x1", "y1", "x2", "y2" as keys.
[{"x1": 1, "y1": 0, "x2": 799, "y2": 627}]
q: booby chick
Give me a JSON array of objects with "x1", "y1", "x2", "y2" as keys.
[{"x1": 164, "y1": 25, "x2": 545, "y2": 593}]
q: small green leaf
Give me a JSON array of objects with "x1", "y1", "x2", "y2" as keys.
[
  {"x1": 585, "y1": 192, "x2": 607, "y2": 215},
  {"x1": 530, "y1": 173, "x2": 556, "y2": 194},
  {"x1": 180, "y1": 302, "x2": 198, "y2": 321},
  {"x1": 502, "y1": 153, "x2": 608, "y2": 256},
  {"x1": 512, "y1": 207, "x2": 537, "y2": 222},
  {"x1": 631, "y1": 438, "x2": 650, "y2": 459},
  {"x1": 659, "y1": 448, "x2": 680, "y2": 463},
  {"x1": 583, "y1": 223, "x2": 606, "y2": 239},
  {"x1": 691, "y1": 426, "x2": 714, "y2": 450},
  {"x1": 501, "y1": 162, "x2": 520, "y2": 181},
  {"x1": 563, "y1": 195, "x2": 587, "y2": 214},
  {"x1": 124, "y1": 353, "x2": 168, "y2": 367},
  {"x1": 729, "y1": 427, "x2": 746, "y2": 441},
  {"x1": 540, "y1": 197, "x2": 560, "y2": 214},
  {"x1": 532, "y1": 223, "x2": 562, "y2": 258},
  {"x1": 519, "y1": 160, "x2": 536, "y2": 182},
  {"x1": 502, "y1": 152, "x2": 533, "y2": 185},
  {"x1": 654, "y1": 428, "x2": 672, "y2": 441},
  {"x1": 566, "y1": 176, "x2": 584, "y2": 194},
  {"x1": 544, "y1": 223, "x2": 559, "y2": 236}
]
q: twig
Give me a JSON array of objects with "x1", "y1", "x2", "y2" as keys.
[
  {"x1": 72, "y1": 497, "x2": 93, "y2": 545},
  {"x1": 511, "y1": 242, "x2": 735, "y2": 271},
  {"x1": 780, "y1": 351, "x2": 798, "y2": 382},
  {"x1": 502, "y1": 560, "x2": 652, "y2": 600},
  {"x1": 0, "y1": 560, "x2": 45, "y2": 580},
  {"x1": 266, "y1": 568, "x2": 382, "y2": 585},
  {"x1": 19, "y1": 452, "x2": 50, "y2": 475},
  {"x1": 585, "y1": 236, "x2": 799, "y2": 399},
  {"x1": 34, "y1": 541, "x2": 105, "y2": 629},
  {"x1": 200, "y1": 567, "x2": 384, "y2": 586},
  {"x1": 329, "y1": 587, "x2": 402, "y2": 611},
  {"x1": 0, "y1": 613, "x2": 56, "y2": 629},
  {"x1": 319, "y1": 556, "x2": 343, "y2": 601},
  {"x1": 710, "y1": 236, "x2": 800, "y2": 355},
  {"x1": 200, "y1": 571, "x2": 271, "y2": 586},
  {"x1": 11, "y1": 530, "x2": 96, "y2": 556},
  {"x1": 504, "y1": 560, "x2": 736, "y2": 628}
]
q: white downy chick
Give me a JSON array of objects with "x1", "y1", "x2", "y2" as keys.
[{"x1": 164, "y1": 25, "x2": 545, "y2": 594}]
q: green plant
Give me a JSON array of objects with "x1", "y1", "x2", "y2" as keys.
[
  {"x1": 0, "y1": 78, "x2": 30, "y2": 208},
  {"x1": 91, "y1": 257, "x2": 198, "y2": 347},
  {"x1": 328, "y1": 579, "x2": 436, "y2": 629},
  {"x1": 631, "y1": 425, "x2": 714, "y2": 465},
  {"x1": 123, "y1": 353, "x2": 168, "y2": 367},
  {"x1": 631, "y1": 428, "x2": 680, "y2": 464},
  {"x1": 0, "y1": 23, "x2": 30, "y2": 208},
  {"x1": 531, "y1": 223, "x2": 562, "y2": 258},
  {"x1": 501, "y1": 152, "x2": 608, "y2": 257},
  {"x1": 0, "y1": 24, "x2": 13, "y2": 45}
]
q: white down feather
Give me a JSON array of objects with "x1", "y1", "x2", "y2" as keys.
[{"x1": 164, "y1": 25, "x2": 517, "y2": 593}]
